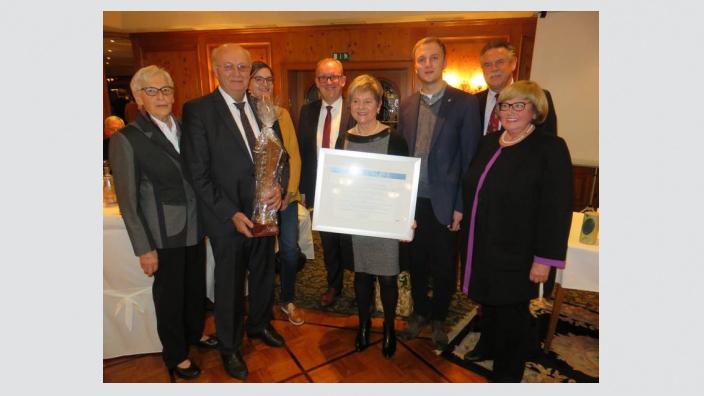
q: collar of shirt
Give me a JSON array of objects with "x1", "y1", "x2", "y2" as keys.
[
  {"x1": 218, "y1": 86, "x2": 261, "y2": 158},
  {"x1": 420, "y1": 82, "x2": 447, "y2": 106},
  {"x1": 321, "y1": 96, "x2": 343, "y2": 113},
  {"x1": 149, "y1": 113, "x2": 180, "y2": 153},
  {"x1": 218, "y1": 86, "x2": 251, "y2": 108}
]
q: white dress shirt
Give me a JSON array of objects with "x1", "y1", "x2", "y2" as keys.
[
  {"x1": 315, "y1": 96, "x2": 343, "y2": 153},
  {"x1": 150, "y1": 114, "x2": 180, "y2": 153},
  {"x1": 218, "y1": 87, "x2": 262, "y2": 159}
]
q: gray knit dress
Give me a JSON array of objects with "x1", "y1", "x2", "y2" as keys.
[{"x1": 343, "y1": 128, "x2": 400, "y2": 276}]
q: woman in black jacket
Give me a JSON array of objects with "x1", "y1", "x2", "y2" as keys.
[{"x1": 461, "y1": 80, "x2": 573, "y2": 382}]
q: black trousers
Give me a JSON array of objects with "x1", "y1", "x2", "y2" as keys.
[
  {"x1": 481, "y1": 302, "x2": 533, "y2": 383},
  {"x1": 408, "y1": 198, "x2": 458, "y2": 321},
  {"x1": 209, "y1": 233, "x2": 275, "y2": 356},
  {"x1": 153, "y1": 241, "x2": 207, "y2": 369},
  {"x1": 320, "y1": 231, "x2": 352, "y2": 291}
]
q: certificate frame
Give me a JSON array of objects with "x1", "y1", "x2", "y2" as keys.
[{"x1": 312, "y1": 148, "x2": 420, "y2": 240}]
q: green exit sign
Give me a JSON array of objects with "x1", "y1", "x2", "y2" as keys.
[{"x1": 332, "y1": 52, "x2": 350, "y2": 61}]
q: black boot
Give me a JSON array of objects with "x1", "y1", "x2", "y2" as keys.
[
  {"x1": 382, "y1": 321, "x2": 396, "y2": 359},
  {"x1": 355, "y1": 319, "x2": 371, "y2": 352}
]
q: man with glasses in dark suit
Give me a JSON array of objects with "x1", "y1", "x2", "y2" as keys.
[
  {"x1": 297, "y1": 58, "x2": 356, "y2": 308},
  {"x1": 181, "y1": 43, "x2": 288, "y2": 380}
]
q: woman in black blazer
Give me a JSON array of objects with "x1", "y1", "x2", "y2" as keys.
[
  {"x1": 460, "y1": 80, "x2": 573, "y2": 382},
  {"x1": 110, "y1": 65, "x2": 216, "y2": 381}
]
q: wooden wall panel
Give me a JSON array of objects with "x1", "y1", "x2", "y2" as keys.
[
  {"x1": 130, "y1": 17, "x2": 538, "y2": 116},
  {"x1": 140, "y1": 49, "x2": 200, "y2": 118},
  {"x1": 572, "y1": 165, "x2": 599, "y2": 211}
]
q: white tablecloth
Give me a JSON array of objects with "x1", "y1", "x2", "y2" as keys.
[
  {"x1": 103, "y1": 205, "x2": 215, "y2": 359},
  {"x1": 556, "y1": 212, "x2": 599, "y2": 292}
]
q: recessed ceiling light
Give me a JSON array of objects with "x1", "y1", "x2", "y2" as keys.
[
  {"x1": 110, "y1": 39, "x2": 115, "y2": 43},
  {"x1": 108, "y1": 49, "x2": 112, "y2": 53},
  {"x1": 106, "y1": 56, "x2": 111, "y2": 60},
  {"x1": 106, "y1": 62, "x2": 110, "y2": 65}
]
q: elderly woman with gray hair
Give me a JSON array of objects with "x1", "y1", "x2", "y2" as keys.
[{"x1": 109, "y1": 65, "x2": 216, "y2": 381}]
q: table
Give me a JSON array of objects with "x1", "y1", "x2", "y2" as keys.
[
  {"x1": 544, "y1": 211, "x2": 599, "y2": 352},
  {"x1": 103, "y1": 205, "x2": 215, "y2": 359},
  {"x1": 103, "y1": 203, "x2": 312, "y2": 359}
]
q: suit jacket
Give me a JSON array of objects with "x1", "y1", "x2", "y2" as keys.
[
  {"x1": 181, "y1": 90, "x2": 289, "y2": 238},
  {"x1": 476, "y1": 88, "x2": 558, "y2": 135},
  {"x1": 297, "y1": 99, "x2": 355, "y2": 208},
  {"x1": 397, "y1": 85, "x2": 482, "y2": 225},
  {"x1": 109, "y1": 112, "x2": 201, "y2": 256}
]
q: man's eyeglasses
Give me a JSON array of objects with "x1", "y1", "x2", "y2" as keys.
[
  {"x1": 497, "y1": 102, "x2": 529, "y2": 112},
  {"x1": 316, "y1": 75, "x2": 342, "y2": 83},
  {"x1": 219, "y1": 63, "x2": 252, "y2": 73},
  {"x1": 252, "y1": 76, "x2": 274, "y2": 85},
  {"x1": 141, "y1": 86, "x2": 174, "y2": 96}
]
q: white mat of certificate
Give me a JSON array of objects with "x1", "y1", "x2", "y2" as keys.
[{"x1": 312, "y1": 148, "x2": 420, "y2": 240}]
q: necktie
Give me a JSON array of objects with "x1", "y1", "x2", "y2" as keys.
[
  {"x1": 321, "y1": 105, "x2": 333, "y2": 148},
  {"x1": 487, "y1": 92, "x2": 501, "y2": 134},
  {"x1": 234, "y1": 101, "x2": 257, "y2": 153}
]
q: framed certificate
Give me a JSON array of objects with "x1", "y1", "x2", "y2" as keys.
[{"x1": 312, "y1": 148, "x2": 420, "y2": 240}]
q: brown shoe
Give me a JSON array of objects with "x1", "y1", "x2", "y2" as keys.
[
  {"x1": 320, "y1": 288, "x2": 340, "y2": 307},
  {"x1": 281, "y1": 303, "x2": 305, "y2": 326}
]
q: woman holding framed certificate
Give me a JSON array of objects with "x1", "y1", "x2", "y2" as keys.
[{"x1": 335, "y1": 74, "x2": 410, "y2": 359}]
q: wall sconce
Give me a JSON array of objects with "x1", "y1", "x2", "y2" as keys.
[{"x1": 443, "y1": 69, "x2": 487, "y2": 94}]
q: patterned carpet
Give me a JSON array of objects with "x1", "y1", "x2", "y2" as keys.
[
  {"x1": 443, "y1": 296, "x2": 599, "y2": 382},
  {"x1": 274, "y1": 231, "x2": 598, "y2": 327}
]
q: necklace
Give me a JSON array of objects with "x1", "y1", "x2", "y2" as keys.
[
  {"x1": 500, "y1": 124, "x2": 535, "y2": 146},
  {"x1": 355, "y1": 120, "x2": 380, "y2": 136}
]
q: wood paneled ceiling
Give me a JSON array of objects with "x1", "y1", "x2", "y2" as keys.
[{"x1": 103, "y1": 11, "x2": 537, "y2": 76}]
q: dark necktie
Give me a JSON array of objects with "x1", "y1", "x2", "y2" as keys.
[
  {"x1": 321, "y1": 105, "x2": 333, "y2": 148},
  {"x1": 234, "y1": 101, "x2": 257, "y2": 152},
  {"x1": 487, "y1": 92, "x2": 501, "y2": 134}
]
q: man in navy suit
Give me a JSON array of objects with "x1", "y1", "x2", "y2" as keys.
[
  {"x1": 181, "y1": 43, "x2": 288, "y2": 380},
  {"x1": 297, "y1": 58, "x2": 355, "y2": 308},
  {"x1": 397, "y1": 37, "x2": 482, "y2": 348},
  {"x1": 475, "y1": 39, "x2": 558, "y2": 136}
]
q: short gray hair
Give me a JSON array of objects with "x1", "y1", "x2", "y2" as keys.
[{"x1": 129, "y1": 65, "x2": 174, "y2": 98}]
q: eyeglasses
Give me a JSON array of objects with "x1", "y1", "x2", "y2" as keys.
[
  {"x1": 252, "y1": 76, "x2": 273, "y2": 85},
  {"x1": 316, "y1": 75, "x2": 342, "y2": 83},
  {"x1": 141, "y1": 86, "x2": 174, "y2": 96},
  {"x1": 219, "y1": 63, "x2": 252, "y2": 73},
  {"x1": 497, "y1": 102, "x2": 529, "y2": 112}
]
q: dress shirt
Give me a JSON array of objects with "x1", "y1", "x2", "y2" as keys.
[
  {"x1": 316, "y1": 96, "x2": 343, "y2": 153},
  {"x1": 150, "y1": 114, "x2": 180, "y2": 153},
  {"x1": 218, "y1": 86, "x2": 261, "y2": 159}
]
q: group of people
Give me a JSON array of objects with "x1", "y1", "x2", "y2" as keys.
[{"x1": 107, "y1": 36, "x2": 573, "y2": 383}]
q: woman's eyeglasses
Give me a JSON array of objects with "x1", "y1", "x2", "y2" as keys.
[
  {"x1": 252, "y1": 76, "x2": 273, "y2": 85},
  {"x1": 497, "y1": 102, "x2": 529, "y2": 112},
  {"x1": 141, "y1": 86, "x2": 174, "y2": 96}
]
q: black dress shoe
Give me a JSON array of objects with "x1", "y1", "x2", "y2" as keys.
[
  {"x1": 168, "y1": 360, "x2": 201, "y2": 381},
  {"x1": 248, "y1": 325, "x2": 285, "y2": 347},
  {"x1": 355, "y1": 319, "x2": 371, "y2": 352},
  {"x1": 221, "y1": 352, "x2": 248, "y2": 380},
  {"x1": 382, "y1": 321, "x2": 396, "y2": 359},
  {"x1": 197, "y1": 335, "x2": 219, "y2": 349}
]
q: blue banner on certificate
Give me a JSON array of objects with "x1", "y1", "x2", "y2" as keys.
[{"x1": 312, "y1": 148, "x2": 420, "y2": 240}]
